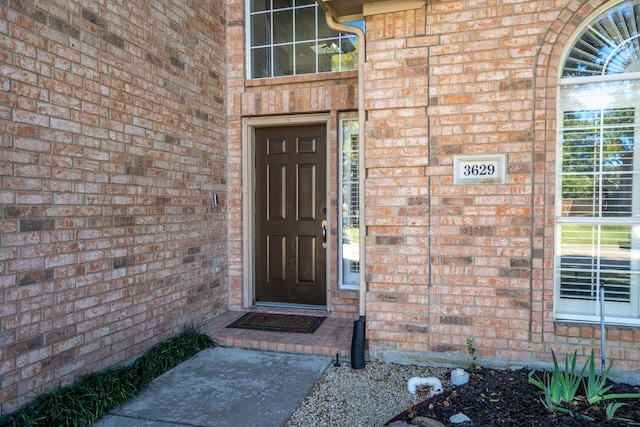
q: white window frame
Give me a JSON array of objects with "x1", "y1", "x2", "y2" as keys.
[
  {"x1": 245, "y1": 0, "x2": 359, "y2": 79},
  {"x1": 555, "y1": 0, "x2": 640, "y2": 326},
  {"x1": 338, "y1": 117, "x2": 360, "y2": 289}
]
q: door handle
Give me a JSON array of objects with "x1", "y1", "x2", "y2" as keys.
[{"x1": 321, "y1": 220, "x2": 327, "y2": 249}]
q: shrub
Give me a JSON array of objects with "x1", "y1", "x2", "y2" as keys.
[{"x1": 0, "y1": 326, "x2": 216, "y2": 427}]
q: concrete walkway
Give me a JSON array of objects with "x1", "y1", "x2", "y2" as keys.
[{"x1": 94, "y1": 347, "x2": 331, "y2": 427}]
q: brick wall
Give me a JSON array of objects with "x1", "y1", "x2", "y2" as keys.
[
  {"x1": 0, "y1": 0, "x2": 228, "y2": 411},
  {"x1": 365, "y1": 0, "x2": 640, "y2": 376},
  {"x1": 222, "y1": 0, "x2": 640, "y2": 376},
  {"x1": 5, "y1": 0, "x2": 639, "y2": 412},
  {"x1": 224, "y1": 0, "x2": 361, "y2": 317}
]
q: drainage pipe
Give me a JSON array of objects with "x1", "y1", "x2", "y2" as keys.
[
  {"x1": 407, "y1": 377, "x2": 444, "y2": 395},
  {"x1": 323, "y1": 12, "x2": 367, "y2": 318},
  {"x1": 323, "y1": 12, "x2": 367, "y2": 370}
]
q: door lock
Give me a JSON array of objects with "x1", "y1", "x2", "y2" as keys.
[{"x1": 321, "y1": 220, "x2": 327, "y2": 248}]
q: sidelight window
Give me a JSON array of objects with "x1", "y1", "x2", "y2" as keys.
[{"x1": 339, "y1": 118, "x2": 360, "y2": 289}]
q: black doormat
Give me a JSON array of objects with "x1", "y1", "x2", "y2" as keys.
[{"x1": 226, "y1": 312, "x2": 325, "y2": 334}]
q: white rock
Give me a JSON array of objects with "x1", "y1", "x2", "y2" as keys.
[{"x1": 449, "y1": 412, "x2": 471, "y2": 424}]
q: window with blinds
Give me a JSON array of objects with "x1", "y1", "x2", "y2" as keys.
[
  {"x1": 563, "y1": 1, "x2": 640, "y2": 77},
  {"x1": 561, "y1": 108, "x2": 635, "y2": 218},
  {"x1": 339, "y1": 118, "x2": 360, "y2": 289},
  {"x1": 558, "y1": 224, "x2": 633, "y2": 303},
  {"x1": 556, "y1": 87, "x2": 640, "y2": 324},
  {"x1": 556, "y1": 0, "x2": 640, "y2": 325}
]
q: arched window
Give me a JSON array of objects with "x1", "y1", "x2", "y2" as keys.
[{"x1": 556, "y1": 0, "x2": 640, "y2": 325}]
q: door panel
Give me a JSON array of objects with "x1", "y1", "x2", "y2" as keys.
[
  {"x1": 297, "y1": 163, "x2": 316, "y2": 220},
  {"x1": 267, "y1": 235, "x2": 286, "y2": 282},
  {"x1": 297, "y1": 235, "x2": 316, "y2": 284},
  {"x1": 268, "y1": 165, "x2": 286, "y2": 220},
  {"x1": 255, "y1": 124, "x2": 327, "y2": 305}
]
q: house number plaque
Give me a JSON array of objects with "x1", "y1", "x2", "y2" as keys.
[{"x1": 453, "y1": 154, "x2": 506, "y2": 184}]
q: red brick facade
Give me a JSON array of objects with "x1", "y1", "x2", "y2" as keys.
[
  {"x1": 0, "y1": 0, "x2": 228, "y2": 411},
  {"x1": 2, "y1": 0, "x2": 640, "y2": 413},
  {"x1": 361, "y1": 0, "x2": 640, "y2": 375}
]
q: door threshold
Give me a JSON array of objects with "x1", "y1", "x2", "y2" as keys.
[{"x1": 252, "y1": 302, "x2": 328, "y2": 312}]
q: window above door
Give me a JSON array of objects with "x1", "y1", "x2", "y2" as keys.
[{"x1": 246, "y1": 0, "x2": 361, "y2": 79}]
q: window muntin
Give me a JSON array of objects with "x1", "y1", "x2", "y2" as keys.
[
  {"x1": 339, "y1": 119, "x2": 360, "y2": 289},
  {"x1": 247, "y1": 1, "x2": 359, "y2": 79},
  {"x1": 556, "y1": 77, "x2": 640, "y2": 325}
]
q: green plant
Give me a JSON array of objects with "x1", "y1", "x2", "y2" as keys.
[
  {"x1": 466, "y1": 338, "x2": 477, "y2": 371},
  {"x1": 529, "y1": 370, "x2": 561, "y2": 412},
  {"x1": 0, "y1": 326, "x2": 216, "y2": 427},
  {"x1": 606, "y1": 402, "x2": 627, "y2": 421},
  {"x1": 528, "y1": 350, "x2": 585, "y2": 408},
  {"x1": 583, "y1": 349, "x2": 613, "y2": 404},
  {"x1": 529, "y1": 348, "x2": 640, "y2": 422},
  {"x1": 583, "y1": 349, "x2": 640, "y2": 405},
  {"x1": 555, "y1": 350, "x2": 584, "y2": 403}
]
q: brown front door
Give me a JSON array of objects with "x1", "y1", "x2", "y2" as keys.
[{"x1": 255, "y1": 124, "x2": 327, "y2": 306}]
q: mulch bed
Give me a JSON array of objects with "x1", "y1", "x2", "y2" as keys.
[{"x1": 401, "y1": 367, "x2": 640, "y2": 426}]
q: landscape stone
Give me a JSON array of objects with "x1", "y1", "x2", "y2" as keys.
[
  {"x1": 449, "y1": 412, "x2": 471, "y2": 424},
  {"x1": 411, "y1": 416, "x2": 446, "y2": 427}
]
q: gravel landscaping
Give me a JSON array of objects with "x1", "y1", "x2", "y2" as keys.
[
  {"x1": 285, "y1": 361, "x2": 451, "y2": 427},
  {"x1": 285, "y1": 360, "x2": 640, "y2": 427}
]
